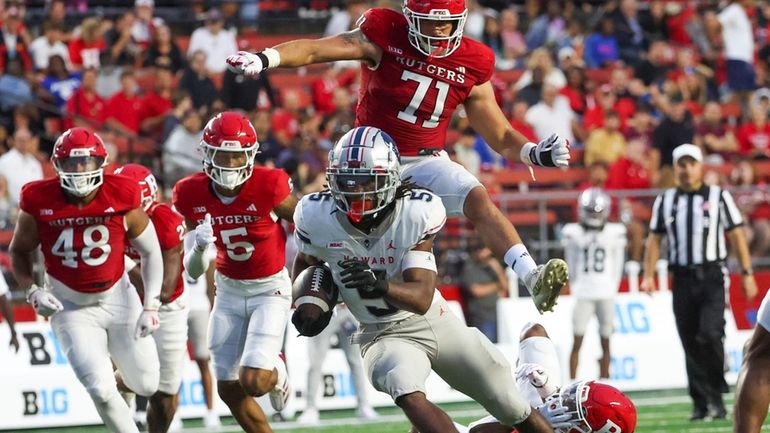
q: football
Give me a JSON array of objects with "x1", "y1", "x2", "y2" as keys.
[{"x1": 291, "y1": 265, "x2": 340, "y2": 336}]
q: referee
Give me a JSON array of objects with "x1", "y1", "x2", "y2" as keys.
[{"x1": 641, "y1": 143, "x2": 758, "y2": 421}]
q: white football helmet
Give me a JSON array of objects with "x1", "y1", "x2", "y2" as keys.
[
  {"x1": 327, "y1": 126, "x2": 401, "y2": 222},
  {"x1": 578, "y1": 188, "x2": 611, "y2": 229}
]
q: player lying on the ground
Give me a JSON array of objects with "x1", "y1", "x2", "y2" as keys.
[
  {"x1": 446, "y1": 322, "x2": 636, "y2": 433},
  {"x1": 9, "y1": 128, "x2": 163, "y2": 433},
  {"x1": 292, "y1": 126, "x2": 556, "y2": 433},
  {"x1": 227, "y1": 0, "x2": 569, "y2": 315}
]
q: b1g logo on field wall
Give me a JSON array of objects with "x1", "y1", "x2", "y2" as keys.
[
  {"x1": 614, "y1": 302, "x2": 650, "y2": 334},
  {"x1": 22, "y1": 331, "x2": 67, "y2": 366},
  {"x1": 22, "y1": 389, "x2": 68, "y2": 416}
]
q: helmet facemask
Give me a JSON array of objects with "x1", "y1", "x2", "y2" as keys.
[
  {"x1": 55, "y1": 154, "x2": 107, "y2": 197},
  {"x1": 202, "y1": 141, "x2": 258, "y2": 190},
  {"x1": 579, "y1": 189, "x2": 611, "y2": 229},
  {"x1": 327, "y1": 168, "x2": 400, "y2": 223},
  {"x1": 551, "y1": 381, "x2": 593, "y2": 433},
  {"x1": 403, "y1": 5, "x2": 467, "y2": 58}
]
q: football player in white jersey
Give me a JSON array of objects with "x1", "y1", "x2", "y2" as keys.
[
  {"x1": 292, "y1": 126, "x2": 556, "y2": 433},
  {"x1": 561, "y1": 188, "x2": 626, "y2": 379},
  {"x1": 462, "y1": 323, "x2": 637, "y2": 433}
]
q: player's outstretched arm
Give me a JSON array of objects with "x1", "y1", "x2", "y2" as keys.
[
  {"x1": 226, "y1": 29, "x2": 382, "y2": 76},
  {"x1": 466, "y1": 82, "x2": 570, "y2": 169}
]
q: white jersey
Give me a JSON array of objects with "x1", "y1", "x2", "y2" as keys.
[
  {"x1": 293, "y1": 189, "x2": 447, "y2": 324},
  {"x1": 561, "y1": 223, "x2": 627, "y2": 300}
]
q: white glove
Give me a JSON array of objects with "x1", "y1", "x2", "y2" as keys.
[
  {"x1": 27, "y1": 285, "x2": 63, "y2": 317},
  {"x1": 194, "y1": 213, "x2": 216, "y2": 251},
  {"x1": 134, "y1": 309, "x2": 160, "y2": 339},
  {"x1": 522, "y1": 133, "x2": 571, "y2": 168},
  {"x1": 537, "y1": 395, "x2": 573, "y2": 429},
  {"x1": 517, "y1": 363, "x2": 559, "y2": 400},
  {"x1": 226, "y1": 51, "x2": 265, "y2": 76}
]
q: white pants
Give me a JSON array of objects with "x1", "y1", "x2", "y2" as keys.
[
  {"x1": 208, "y1": 271, "x2": 292, "y2": 380},
  {"x1": 400, "y1": 151, "x2": 483, "y2": 217},
  {"x1": 572, "y1": 298, "x2": 615, "y2": 338},
  {"x1": 188, "y1": 309, "x2": 211, "y2": 360},
  {"x1": 305, "y1": 306, "x2": 369, "y2": 409},
  {"x1": 153, "y1": 299, "x2": 189, "y2": 394},
  {"x1": 50, "y1": 275, "x2": 159, "y2": 432}
]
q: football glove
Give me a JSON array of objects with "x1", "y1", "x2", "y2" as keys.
[
  {"x1": 291, "y1": 306, "x2": 333, "y2": 337},
  {"x1": 226, "y1": 51, "x2": 265, "y2": 76},
  {"x1": 537, "y1": 395, "x2": 573, "y2": 429},
  {"x1": 27, "y1": 285, "x2": 63, "y2": 317},
  {"x1": 193, "y1": 213, "x2": 217, "y2": 252},
  {"x1": 522, "y1": 133, "x2": 571, "y2": 168},
  {"x1": 338, "y1": 260, "x2": 389, "y2": 296},
  {"x1": 134, "y1": 308, "x2": 160, "y2": 339}
]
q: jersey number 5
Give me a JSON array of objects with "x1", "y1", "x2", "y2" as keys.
[
  {"x1": 220, "y1": 227, "x2": 254, "y2": 261},
  {"x1": 397, "y1": 70, "x2": 449, "y2": 129},
  {"x1": 52, "y1": 225, "x2": 111, "y2": 268}
]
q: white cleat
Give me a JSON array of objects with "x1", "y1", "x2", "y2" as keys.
[
  {"x1": 203, "y1": 410, "x2": 221, "y2": 428},
  {"x1": 297, "y1": 407, "x2": 320, "y2": 425},
  {"x1": 356, "y1": 405, "x2": 379, "y2": 420},
  {"x1": 269, "y1": 355, "x2": 290, "y2": 412}
]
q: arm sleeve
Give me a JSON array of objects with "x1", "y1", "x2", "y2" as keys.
[
  {"x1": 183, "y1": 232, "x2": 209, "y2": 280},
  {"x1": 129, "y1": 220, "x2": 163, "y2": 308},
  {"x1": 720, "y1": 189, "x2": 744, "y2": 230}
]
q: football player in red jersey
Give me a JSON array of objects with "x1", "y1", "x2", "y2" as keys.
[
  {"x1": 226, "y1": 0, "x2": 569, "y2": 315},
  {"x1": 173, "y1": 111, "x2": 298, "y2": 433},
  {"x1": 115, "y1": 164, "x2": 188, "y2": 433},
  {"x1": 9, "y1": 128, "x2": 163, "y2": 433}
]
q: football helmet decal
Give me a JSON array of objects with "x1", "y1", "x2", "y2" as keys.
[
  {"x1": 201, "y1": 111, "x2": 259, "y2": 190},
  {"x1": 403, "y1": 0, "x2": 467, "y2": 58},
  {"x1": 114, "y1": 164, "x2": 159, "y2": 211},
  {"x1": 578, "y1": 188, "x2": 611, "y2": 229},
  {"x1": 327, "y1": 126, "x2": 401, "y2": 223},
  {"x1": 51, "y1": 127, "x2": 108, "y2": 197}
]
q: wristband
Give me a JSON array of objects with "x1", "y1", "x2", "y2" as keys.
[
  {"x1": 742, "y1": 268, "x2": 754, "y2": 276},
  {"x1": 258, "y1": 47, "x2": 281, "y2": 69}
]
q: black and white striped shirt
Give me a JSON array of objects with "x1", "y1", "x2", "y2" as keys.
[{"x1": 649, "y1": 185, "x2": 743, "y2": 266}]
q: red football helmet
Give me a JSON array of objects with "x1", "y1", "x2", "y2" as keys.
[
  {"x1": 553, "y1": 381, "x2": 637, "y2": 433},
  {"x1": 51, "y1": 127, "x2": 108, "y2": 197},
  {"x1": 201, "y1": 111, "x2": 259, "y2": 189},
  {"x1": 114, "y1": 163, "x2": 158, "y2": 211},
  {"x1": 403, "y1": 0, "x2": 467, "y2": 58}
]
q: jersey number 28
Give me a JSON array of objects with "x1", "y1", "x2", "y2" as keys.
[{"x1": 397, "y1": 71, "x2": 449, "y2": 129}]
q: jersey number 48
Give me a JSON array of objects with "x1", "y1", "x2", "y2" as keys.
[{"x1": 51, "y1": 225, "x2": 111, "y2": 268}]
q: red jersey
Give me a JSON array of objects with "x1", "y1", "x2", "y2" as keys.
[
  {"x1": 172, "y1": 168, "x2": 292, "y2": 280},
  {"x1": 104, "y1": 91, "x2": 142, "y2": 133},
  {"x1": 124, "y1": 202, "x2": 185, "y2": 302},
  {"x1": 357, "y1": 8, "x2": 495, "y2": 156},
  {"x1": 19, "y1": 175, "x2": 141, "y2": 293}
]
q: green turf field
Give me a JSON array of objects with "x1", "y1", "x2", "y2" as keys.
[{"x1": 7, "y1": 389, "x2": 768, "y2": 432}]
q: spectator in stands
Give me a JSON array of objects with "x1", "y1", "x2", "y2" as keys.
[
  {"x1": 718, "y1": 0, "x2": 756, "y2": 103},
  {"x1": 508, "y1": 100, "x2": 538, "y2": 143},
  {"x1": 104, "y1": 10, "x2": 141, "y2": 67},
  {"x1": 64, "y1": 67, "x2": 103, "y2": 129},
  {"x1": 606, "y1": 136, "x2": 655, "y2": 261},
  {"x1": 623, "y1": 104, "x2": 656, "y2": 143},
  {"x1": 694, "y1": 101, "x2": 738, "y2": 162},
  {"x1": 583, "y1": 84, "x2": 618, "y2": 133},
  {"x1": 138, "y1": 65, "x2": 174, "y2": 138},
  {"x1": 514, "y1": 65, "x2": 545, "y2": 107},
  {"x1": 730, "y1": 158, "x2": 770, "y2": 258},
  {"x1": 143, "y1": 23, "x2": 185, "y2": 73},
  {"x1": 45, "y1": 0, "x2": 70, "y2": 35},
  {"x1": 0, "y1": 58, "x2": 32, "y2": 114},
  {"x1": 499, "y1": 8, "x2": 526, "y2": 70},
  {"x1": 526, "y1": 83, "x2": 577, "y2": 145},
  {"x1": 103, "y1": 69, "x2": 142, "y2": 135},
  {"x1": 525, "y1": 0, "x2": 567, "y2": 50},
  {"x1": 463, "y1": 0, "x2": 486, "y2": 41},
  {"x1": 653, "y1": 93, "x2": 695, "y2": 170},
  {"x1": 132, "y1": 0, "x2": 158, "y2": 52},
  {"x1": 321, "y1": 87, "x2": 355, "y2": 141},
  {"x1": 324, "y1": 0, "x2": 368, "y2": 36},
  {"x1": 481, "y1": 9, "x2": 504, "y2": 60},
  {"x1": 179, "y1": 50, "x2": 220, "y2": 112},
  {"x1": 738, "y1": 104, "x2": 770, "y2": 160},
  {"x1": 68, "y1": 17, "x2": 106, "y2": 70},
  {"x1": 163, "y1": 109, "x2": 203, "y2": 187},
  {"x1": 612, "y1": 0, "x2": 647, "y2": 67},
  {"x1": 271, "y1": 89, "x2": 302, "y2": 148},
  {"x1": 252, "y1": 110, "x2": 281, "y2": 165},
  {"x1": 635, "y1": 40, "x2": 672, "y2": 86},
  {"x1": 311, "y1": 67, "x2": 357, "y2": 116},
  {"x1": 583, "y1": 16, "x2": 619, "y2": 69},
  {"x1": 0, "y1": 4, "x2": 32, "y2": 73},
  {"x1": 453, "y1": 127, "x2": 481, "y2": 179},
  {"x1": 12, "y1": 104, "x2": 44, "y2": 140},
  {"x1": 0, "y1": 128, "x2": 42, "y2": 206},
  {"x1": 29, "y1": 21, "x2": 70, "y2": 71},
  {"x1": 222, "y1": 59, "x2": 276, "y2": 112},
  {"x1": 584, "y1": 112, "x2": 626, "y2": 167},
  {"x1": 559, "y1": 65, "x2": 588, "y2": 115},
  {"x1": 459, "y1": 239, "x2": 508, "y2": 343},
  {"x1": 514, "y1": 47, "x2": 566, "y2": 91},
  {"x1": 640, "y1": 0, "x2": 669, "y2": 42},
  {"x1": 187, "y1": 8, "x2": 237, "y2": 74},
  {"x1": 0, "y1": 175, "x2": 16, "y2": 229},
  {"x1": 161, "y1": 90, "x2": 193, "y2": 143},
  {"x1": 40, "y1": 55, "x2": 80, "y2": 111}
]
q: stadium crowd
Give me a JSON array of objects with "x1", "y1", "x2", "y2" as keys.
[{"x1": 0, "y1": 0, "x2": 767, "y2": 310}]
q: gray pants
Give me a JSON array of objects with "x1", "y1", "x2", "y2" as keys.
[
  {"x1": 572, "y1": 298, "x2": 615, "y2": 338},
  {"x1": 306, "y1": 306, "x2": 370, "y2": 409},
  {"x1": 355, "y1": 297, "x2": 531, "y2": 426}
]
